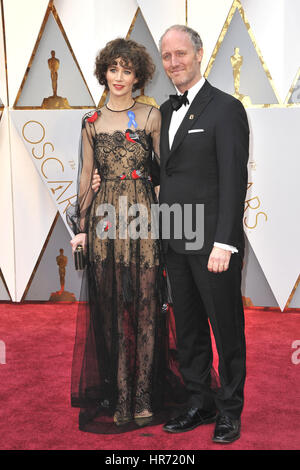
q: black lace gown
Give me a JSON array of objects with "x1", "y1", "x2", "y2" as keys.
[{"x1": 67, "y1": 102, "x2": 187, "y2": 434}]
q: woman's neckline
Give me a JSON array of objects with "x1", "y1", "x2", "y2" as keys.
[{"x1": 105, "y1": 101, "x2": 135, "y2": 112}]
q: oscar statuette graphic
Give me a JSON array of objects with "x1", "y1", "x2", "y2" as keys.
[
  {"x1": 42, "y1": 50, "x2": 71, "y2": 109},
  {"x1": 230, "y1": 47, "x2": 252, "y2": 106},
  {"x1": 49, "y1": 249, "x2": 76, "y2": 301}
]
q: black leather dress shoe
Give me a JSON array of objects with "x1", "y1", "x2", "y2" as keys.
[
  {"x1": 163, "y1": 407, "x2": 217, "y2": 433},
  {"x1": 212, "y1": 415, "x2": 241, "y2": 443}
]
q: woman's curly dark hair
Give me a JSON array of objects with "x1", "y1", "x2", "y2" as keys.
[{"x1": 94, "y1": 38, "x2": 155, "y2": 92}]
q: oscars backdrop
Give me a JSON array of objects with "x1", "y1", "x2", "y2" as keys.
[{"x1": 0, "y1": 0, "x2": 299, "y2": 310}]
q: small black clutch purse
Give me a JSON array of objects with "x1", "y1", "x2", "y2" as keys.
[{"x1": 74, "y1": 245, "x2": 86, "y2": 270}]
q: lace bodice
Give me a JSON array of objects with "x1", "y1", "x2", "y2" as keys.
[{"x1": 68, "y1": 102, "x2": 161, "y2": 234}]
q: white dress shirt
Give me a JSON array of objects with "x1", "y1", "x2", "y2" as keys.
[
  {"x1": 168, "y1": 78, "x2": 238, "y2": 254},
  {"x1": 169, "y1": 77, "x2": 206, "y2": 149}
]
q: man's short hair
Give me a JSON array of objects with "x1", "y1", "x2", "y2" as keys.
[{"x1": 159, "y1": 25, "x2": 203, "y2": 53}]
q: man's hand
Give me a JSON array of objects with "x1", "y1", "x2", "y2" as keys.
[
  {"x1": 91, "y1": 168, "x2": 101, "y2": 192},
  {"x1": 207, "y1": 246, "x2": 231, "y2": 273},
  {"x1": 70, "y1": 233, "x2": 87, "y2": 254}
]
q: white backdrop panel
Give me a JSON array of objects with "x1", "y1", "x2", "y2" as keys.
[
  {"x1": 0, "y1": 3, "x2": 7, "y2": 106},
  {"x1": 137, "y1": 0, "x2": 185, "y2": 48},
  {"x1": 54, "y1": 0, "x2": 138, "y2": 105},
  {"x1": 9, "y1": 110, "x2": 57, "y2": 301},
  {"x1": 245, "y1": 107, "x2": 300, "y2": 310},
  {"x1": 3, "y1": 0, "x2": 50, "y2": 106},
  {"x1": 0, "y1": 109, "x2": 15, "y2": 299},
  {"x1": 241, "y1": 0, "x2": 300, "y2": 102}
]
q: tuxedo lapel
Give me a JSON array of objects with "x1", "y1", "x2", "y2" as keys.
[{"x1": 166, "y1": 81, "x2": 214, "y2": 164}]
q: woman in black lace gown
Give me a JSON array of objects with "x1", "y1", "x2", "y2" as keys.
[{"x1": 68, "y1": 38, "x2": 186, "y2": 434}]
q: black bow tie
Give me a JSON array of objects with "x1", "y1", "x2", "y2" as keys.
[{"x1": 169, "y1": 90, "x2": 189, "y2": 111}]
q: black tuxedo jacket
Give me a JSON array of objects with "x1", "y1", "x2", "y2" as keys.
[{"x1": 159, "y1": 80, "x2": 249, "y2": 256}]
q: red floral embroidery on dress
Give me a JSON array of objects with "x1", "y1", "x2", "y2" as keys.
[
  {"x1": 131, "y1": 170, "x2": 142, "y2": 179},
  {"x1": 125, "y1": 130, "x2": 136, "y2": 144},
  {"x1": 103, "y1": 221, "x2": 112, "y2": 232},
  {"x1": 87, "y1": 111, "x2": 98, "y2": 123}
]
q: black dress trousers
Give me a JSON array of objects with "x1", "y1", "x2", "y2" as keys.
[{"x1": 166, "y1": 245, "x2": 246, "y2": 419}]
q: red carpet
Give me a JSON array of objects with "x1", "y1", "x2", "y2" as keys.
[{"x1": 0, "y1": 303, "x2": 299, "y2": 450}]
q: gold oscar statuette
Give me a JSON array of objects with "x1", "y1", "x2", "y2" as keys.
[
  {"x1": 49, "y1": 248, "x2": 76, "y2": 301},
  {"x1": 230, "y1": 47, "x2": 252, "y2": 107},
  {"x1": 42, "y1": 50, "x2": 71, "y2": 109}
]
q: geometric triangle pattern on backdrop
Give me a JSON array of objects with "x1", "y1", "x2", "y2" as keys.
[
  {"x1": 242, "y1": 235, "x2": 279, "y2": 308},
  {"x1": 9, "y1": 111, "x2": 57, "y2": 301},
  {"x1": 245, "y1": 107, "x2": 300, "y2": 310},
  {"x1": 3, "y1": 0, "x2": 50, "y2": 106},
  {"x1": 241, "y1": 0, "x2": 300, "y2": 103},
  {"x1": 10, "y1": 109, "x2": 86, "y2": 238},
  {"x1": 206, "y1": 5, "x2": 280, "y2": 106},
  {"x1": 15, "y1": 8, "x2": 95, "y2": 108},
  {"x1": 24, "y1": 214, "x2": 84, "y2": 302},
  {"x1": 1, "y1": 0, "x2": 299, "y2": 308}
]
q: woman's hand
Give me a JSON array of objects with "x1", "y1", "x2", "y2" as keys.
[
  {"x1": 154, "y1": 185, "x2": 160, "y2": 200},
  {"x1": 70, "y1": 233, "x2": 87, "y2": 254},
  {"x1": 92, "y1": 168, "x2": 101, "y2": 192}
]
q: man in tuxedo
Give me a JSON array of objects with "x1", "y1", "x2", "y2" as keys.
[{"x1": 159, "y1": 25, "x2": 249, "y2": 443}]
